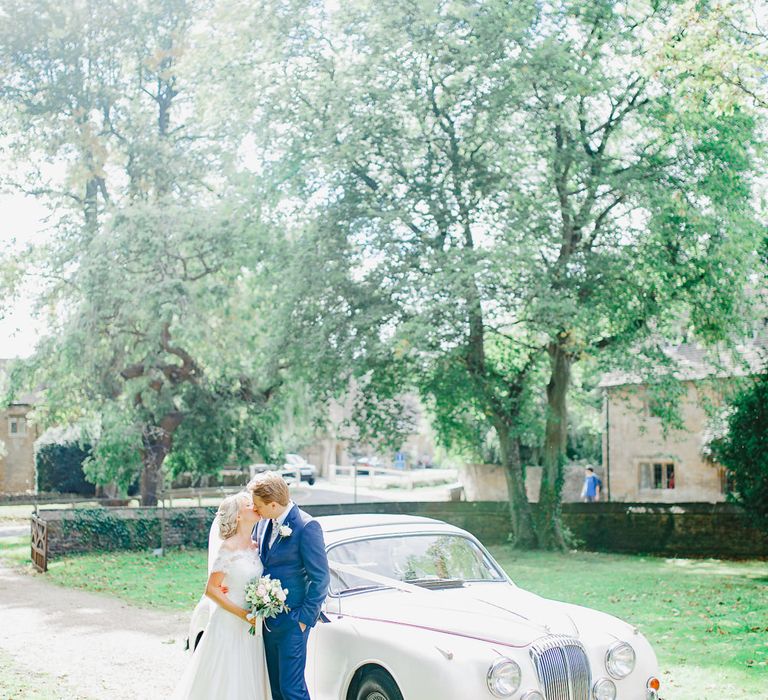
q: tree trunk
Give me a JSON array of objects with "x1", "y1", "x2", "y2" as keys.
[
  {"x1": 537, "y1": 341, "x2": 572, "y2": 550},
  {"x1": 139, "y1": 412, "x2": 183, "y2": 506},
  {"x1": 139, "y1": 430, "x2": 168, "y2": 507},
  {"x1": 497, "y1": 421, "x2": 538, "y2": 548},
  {"x1": 95, "y1": 482, "x2": 119, "y2": 499},
  {"x1": 139, "y1": 455, "x2": 163, "y2": 507}
]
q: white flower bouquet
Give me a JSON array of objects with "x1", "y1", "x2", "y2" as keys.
[{"x1": 244, "y1": 574, "x2": 290, "y2": 635}]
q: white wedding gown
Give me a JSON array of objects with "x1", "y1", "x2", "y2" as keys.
[{"x1": 172, "y1": 546, "x2": 271, "y2": 700}]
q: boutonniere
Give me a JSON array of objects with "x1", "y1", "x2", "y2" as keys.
[{"x1": 278, "y1": 524, "x2": 292, "y2": 538}]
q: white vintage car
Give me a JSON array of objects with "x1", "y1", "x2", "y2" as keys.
[{"x1": 187, "y1": 514, "x2": 663, "y2": 700}]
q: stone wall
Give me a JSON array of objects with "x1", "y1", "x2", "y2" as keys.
[
  {"x1": 41, "y1": 506, "x2": 216, "y2": 558},
  {"x1": 37, "y1": 501, "x2": 513, "y2": 559},
  {"x1": 305, "y1": 501, "x2": 512, "y2": 545},
  {"x1": 562, "y1": 502, "x2": 768, "y2": 558},
  {"x1": 33, "y1": 501, "x2": 768, "y2": 560}
]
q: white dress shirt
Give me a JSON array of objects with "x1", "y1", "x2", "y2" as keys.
[{"x1": 269, "y1": 500, "x2": 295, "y2": 547}]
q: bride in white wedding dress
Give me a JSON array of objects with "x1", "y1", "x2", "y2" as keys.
[{"x1": 172, "y1": 491, "x2": 271, "y2": 700}]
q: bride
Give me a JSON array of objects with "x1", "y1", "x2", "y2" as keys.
[{"x1": 172, "y1": 491, "x2": 271, "y2": 699}]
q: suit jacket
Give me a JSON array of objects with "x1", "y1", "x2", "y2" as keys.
[{"x1": 256, "y1": 505, "x2": 330, "y2": 630}]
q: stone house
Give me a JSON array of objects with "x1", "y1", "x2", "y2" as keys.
[
  {"x1": 302, "y1": 391, "x2": 438, "y2": 477},
  {"x1": 0, "y1": 360, "x2": 38, "y2": 493},
  {"x1": 600, "y1": 337, "x2": 766, "y2": 503}
]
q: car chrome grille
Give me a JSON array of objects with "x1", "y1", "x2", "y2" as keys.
[{"x1": 530, "y1": 635, "x2": 591, "y2": 700}]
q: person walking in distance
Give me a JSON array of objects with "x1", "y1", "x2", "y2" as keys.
[{"x1": 581, "y1": 467, "x2": 602, "y2": 502}]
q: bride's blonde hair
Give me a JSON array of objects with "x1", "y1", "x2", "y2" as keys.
[{"x1": 217, "y1": 491, "x2": 251, "y2": 539}]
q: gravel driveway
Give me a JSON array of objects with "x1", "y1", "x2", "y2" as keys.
[{"x1": 0, "y1": 562, "x2": 190, "y2": 699}]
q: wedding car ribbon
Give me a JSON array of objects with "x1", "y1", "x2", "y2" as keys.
[
  {"x1": 329, "y1": 612, "x2": 532, "y2": 649},
  {"x1": 328, "y1": 561, "x2": 425, "y2": 593}
]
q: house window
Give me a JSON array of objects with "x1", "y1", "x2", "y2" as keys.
[
  {"x1": 8, "y1": 417, "x2": 26, "y2": 437},
  {"x1": 639, "y1": 461, "x2": 675, "y2": 490}
]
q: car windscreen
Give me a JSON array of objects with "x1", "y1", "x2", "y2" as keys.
[{"x1": 327, "y1": 534, "x2": 505, "y2": 595}]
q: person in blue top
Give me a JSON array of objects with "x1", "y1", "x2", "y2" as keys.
[
  {"x1": 581, "y1": 467, "x2": 602, "y2": 502},
  {"x1": 250, "y1": 472, "x2": 330, "y2": 700}
]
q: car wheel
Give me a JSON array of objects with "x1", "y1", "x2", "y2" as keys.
[
  {"x1": 354, "y1": 669, "x2": 403, "y2": 700},
  {"x1": 308, "y1": 477, "x2": 316, "y2": 485}
]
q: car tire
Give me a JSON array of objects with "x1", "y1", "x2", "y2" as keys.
[
  {"x1": 308, "y1": 477, "x2": 315, "y2": 486},
  {"x1": 354, "y1": 669, "x2": 403, "y2": 700}
]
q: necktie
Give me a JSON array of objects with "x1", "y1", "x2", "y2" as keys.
[{"x1": 262, "y1": 519, "x2": 273, "y2": 554}]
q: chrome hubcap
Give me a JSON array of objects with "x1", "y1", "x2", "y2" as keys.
[{"x1": 365, "y1": 693, "x2": 387, "y2": 700}]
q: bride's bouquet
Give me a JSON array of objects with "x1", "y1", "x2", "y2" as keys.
[{"x1": 244, "y1": 575, "x2": 290, "y2": 635}]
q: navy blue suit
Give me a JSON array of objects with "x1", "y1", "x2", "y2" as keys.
[{"x1": 256, "y1": 505, "x2": 329, "y2": 700}]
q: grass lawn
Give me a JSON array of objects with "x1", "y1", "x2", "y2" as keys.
[
  {"x1": 0, "y1": 536, "x2": 30, "y2": 566},
  {"x1": 1, "y1": 541, "x2": 765, "y2": 699},
  {"x1": 491, "y1": 548, "x2": 768, "y2": 700}
]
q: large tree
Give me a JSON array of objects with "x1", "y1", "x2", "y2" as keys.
[
  {"x1": 649, "y1": 0, "x2": 768, "y2": 113},
  {"x1": 225, "y1": 0, "x2": 551, "y2": 545},
  {"x1": 236, "y1": 0, "x2": 763, "y2": 547},
  {"x1": 0, "y1": 0, "x2": 297, "y2": 503},
  {"x1": 493, "y1": 0, "x2": 764, "y2": 547}
]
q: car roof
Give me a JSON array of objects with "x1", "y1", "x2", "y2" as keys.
[{"x1": 314, "y1": 513, "x2": 469, "y2": 546}]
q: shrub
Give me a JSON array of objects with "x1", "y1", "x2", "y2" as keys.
[
  {"x1": 36, "y1": 441, "x2": 95, "y2": 495},
  {"x1": 711, "y1": 375, "x2": 768, "y2": 531}
]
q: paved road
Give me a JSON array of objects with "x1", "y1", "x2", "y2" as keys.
[
  {"x1": 290, "y1": 483, "x2": 384, "y2": 506},
  {"x1": 0, "y1": 562, "x2": 188, "y2": 699},
  {"x1": 0, "y1": 524, "x2": 27, "y2": 538},
  {"x1": 293, "y1": 477, "x2": 455, "y2": 506}
]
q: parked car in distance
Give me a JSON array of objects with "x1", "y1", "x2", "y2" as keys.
[
  {"x1": 352, "y1": 455, "x2": 388, "y2": 476},
  {"x1": 248, "y1": 462, "x2": 299, "y2": 486},
  {"x1": 187, "y1": 514, "x2": 663, "y2": 700},
  {"x1": 248, "y1": 463, "x2": 271, "y2": 476},
  {"x1": 282, "y1": 453, "x2": 317, "y2": 485}
]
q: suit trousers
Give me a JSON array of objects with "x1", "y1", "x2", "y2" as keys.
[{"x1": 264, "y1": 621, "x2": 311, "y2": 700}]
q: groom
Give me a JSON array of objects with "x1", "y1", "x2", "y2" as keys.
[{"x1": 249, "y1": 471, "x2": 330, "y2": 700}]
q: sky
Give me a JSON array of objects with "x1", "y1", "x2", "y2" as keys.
[{"x1": 0, "y1": 191, "x2": 50, "y2": 359}]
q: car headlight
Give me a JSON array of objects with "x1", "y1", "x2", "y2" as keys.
[
  {"x1": 605, "y1": 641, "x2": 636, "y2": 679},
  {"x1": 486, "y1": 658, "x2": 521, "y2": 697},
  {"x1": 520, "y1": 692, "x2": 545, "y2": 700},
  {"x1": 593, "y1": 678, "x2": 617, "y2": 700}
]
